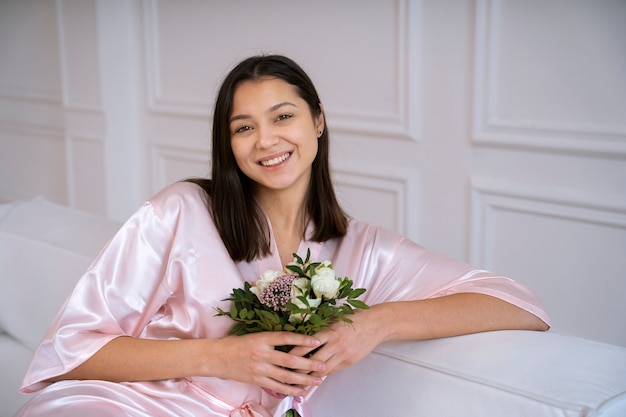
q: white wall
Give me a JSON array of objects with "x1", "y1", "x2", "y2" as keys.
[{"x1": 0, "y1": 0, "x2": 625, "y2": 346}]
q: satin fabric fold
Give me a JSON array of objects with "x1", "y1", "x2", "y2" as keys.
[{"x1": 16, "y1": 181, "x2": 550, "y2": 416}]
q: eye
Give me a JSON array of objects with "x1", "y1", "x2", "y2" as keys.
[
  {"x1": 233, "y1": 125, "x2": 252, "y2": 135},
  {"x1": 276, "y1": 113, "x2": 293, "y2": 122}
]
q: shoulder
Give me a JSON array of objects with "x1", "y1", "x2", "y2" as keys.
[
  {"x1": 149, "y1": 181, "x2": 209, "y2": 208},
  {"x1": 146, "y1": 181, "x2": 212, "y2": 229}
]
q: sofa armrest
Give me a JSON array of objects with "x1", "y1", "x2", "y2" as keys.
[{"x1": 309, "y1": 330, "x2": 626, "y2": 416}]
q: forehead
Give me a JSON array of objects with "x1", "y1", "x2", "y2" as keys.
[{"x1": 231, "y1": 77, "x2": 302, "y2": 111}]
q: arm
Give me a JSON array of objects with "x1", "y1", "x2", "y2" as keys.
[
  {"x1": 48, "y1": 332, "x2": 326, "y2": 397},
  {"x1": 377, "y1": 292, "x2": 548, "y2": 341}
]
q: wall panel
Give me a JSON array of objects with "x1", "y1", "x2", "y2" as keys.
[
  {"x1": 0, "y1": 1, "x2": 62, "y2": 102},
  {"x1": 0, "y1": 125, "x2": 67, "y2": 202},
  {"x1": 334, "y1": 163, "x2": 419, "y2": 240},
  {"x1": 57, "y1": 0, "x2": 101, "y2": 111},
  {"x1": 150, "y1": 145, "x2": 211, "y2": 191},
  {"x1": 471, "y1": 180, "x2": 626, "y2": 346},
  {"x1": 473, "y1": 0, "x2": 626, "y2": 156}
]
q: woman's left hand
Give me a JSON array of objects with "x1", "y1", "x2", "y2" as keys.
[{"x1": 289, "y1": 303, "x2": 391, "y2": 377}]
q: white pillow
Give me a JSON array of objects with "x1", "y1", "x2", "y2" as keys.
[
  {"x1": 0, "y1": 196, "x2": 121, "y2": 257},
  {"x1": 0, "y1": 232, "x2": 94, "y2": 350}
]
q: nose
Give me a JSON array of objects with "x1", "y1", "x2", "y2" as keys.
[{"x1": 256, "y1": 123, "x2": 279, "y2": 149}]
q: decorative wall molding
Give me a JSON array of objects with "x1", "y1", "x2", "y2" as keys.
[
  {"x1": 0, "y1": 87, "x2": 62, "y2": 105},
  {"x1": 150, "y1": 144, "x2": 211, "y2": 193},
  {"x1": 56, "y1": 0, "x2": 102, "y2": 113},
  {"x1": 142, "y1": 0, "x2": 421, "y2": 142},
  {"x1": 333, "y1": 162, "x2": 420, "y2": 240},
  {"x1": 0, "y1": 119, "x2": 64, "y2": 140},
  {"x1": 328, "y1": 0, "x2": 421, "y2": 142},
  {"x1": 143, "y1": 0, "x2": 214, "y2": 117},
  {"x1": 472, "y1": 0, "x2": 626, "y2": 157},
  {"x1": 470, "y1": 178, "x2": 626, "y2": 268}
]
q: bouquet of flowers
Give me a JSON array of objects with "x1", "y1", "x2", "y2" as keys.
[{"x1": 216, "y1": 249, "x2": 369, "y2": 417}]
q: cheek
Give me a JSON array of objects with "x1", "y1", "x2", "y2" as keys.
[
  {"x1": 307, "y1": 136, "x2": 319, "y2": 160},
  {"x1": 229, "y1": 141, "x2": 249, "y2": 174},
  {"x1": 230, "y1": 139, "x2": 247, "y2": 163}
]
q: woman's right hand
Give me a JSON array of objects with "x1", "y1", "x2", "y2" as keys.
[{"x1": 205, "y1": 332, "x2": 326, "y2": 397}]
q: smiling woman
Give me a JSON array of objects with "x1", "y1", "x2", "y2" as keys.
[{"x1": 15, "y1": 55, "x2": 549, "y2": 417}]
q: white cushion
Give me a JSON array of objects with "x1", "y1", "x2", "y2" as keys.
[
  {"x1": 309, "y1": 330, "x2": 626, "y2": 416},
  {"x1": 0, "y1": 232, "x2": 94, "y2": 350},
  {"x1": 0, "y1": 197, "x2": 121, "y2": 349},
  {"x1": 0, "y1": 196, "x2": 121, "y2": 257}
]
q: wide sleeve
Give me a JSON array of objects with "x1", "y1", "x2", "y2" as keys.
[
  {"x1": 20, "y1": 201, "x2": 176, "y2": 393},
  {"x1": 331, "y1": 220, "x2": 550, "y2": 326}
]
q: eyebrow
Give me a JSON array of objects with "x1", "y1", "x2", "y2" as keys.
[{"x1": 229, "y1": 101, "x2": 298, "y2": 124}]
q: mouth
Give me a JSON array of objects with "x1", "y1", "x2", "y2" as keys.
[{"x1": 259, "y1": 152, "x2": 291, "y2": 167}]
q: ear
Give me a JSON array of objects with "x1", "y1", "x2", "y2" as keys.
[{"x1": 315, "y1": 104, "x2": 325, "y2": 137}]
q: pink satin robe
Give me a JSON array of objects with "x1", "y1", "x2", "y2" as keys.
[{"x1": 16, "y1": 182, "x2": 550, "y2": 416}]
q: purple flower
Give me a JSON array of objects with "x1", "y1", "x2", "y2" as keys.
[{"x1": 259, "y1": 274, "x2": 299, "y2": 311}]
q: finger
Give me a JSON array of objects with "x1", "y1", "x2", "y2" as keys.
[
  {"x1": 261, "y1": 367, "x2": 323, "y2": 397},
  {"x1": 271, "y1": 348, "x2": 326, "y2": 375},
  {"x1": 269, "y1": 332, "x2": 322, "y2": 349},
  {"x1": 274, "y1": 366, "x2": 323, "y2": 389}
]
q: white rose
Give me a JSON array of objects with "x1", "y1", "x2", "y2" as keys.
[
  {"x1": 289, "y1": 278, "x2": 321, "y2": 323},
  {"x1": 251, "y1": 269, "x2": 281, "y2": 298},
  {"x1": 290, "y1": 277, "x2": 309, "y2": 299},
  {"x1": 311, "y1": 265, "x2": 340, "y2": 299}
]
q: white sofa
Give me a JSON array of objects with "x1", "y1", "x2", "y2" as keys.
[{"x1": 1, "y1": 197, "x2": 626, "y2": 417}]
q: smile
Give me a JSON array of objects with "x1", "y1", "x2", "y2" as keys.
[{"x1": 259, "y1": 152, "x2": 291, "y2": 167}]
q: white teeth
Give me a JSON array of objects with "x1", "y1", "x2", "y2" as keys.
[{"x1": 260, "y1": 152, "x2": 290, "y2": 167}]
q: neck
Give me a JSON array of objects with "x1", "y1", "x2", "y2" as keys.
[
  {"x1": 255, "y1": 188, "x2": 309, "y2": 265},
  {"x1": 257, "y1": 190, "x2": 307, "y2": 234}
]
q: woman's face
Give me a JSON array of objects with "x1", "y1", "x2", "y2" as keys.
[{"x1": 229, "y1": 77, "x2": 324, "y2": 197}]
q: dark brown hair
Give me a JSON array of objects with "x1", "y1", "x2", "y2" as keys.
[{"x1": 187, "y1": 55, "x2": 347, "y2": 262}]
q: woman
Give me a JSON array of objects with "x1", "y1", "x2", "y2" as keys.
[{"x1": 17, "y1": 55, "x2": 549, "y2": 416}]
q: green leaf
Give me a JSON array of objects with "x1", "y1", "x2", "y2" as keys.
[
  {"x1": 257, "y1": 309, "x2": 280, "y2": 325},
  {"x1": 349, "y1": 288, "x2": 367, "y2": 299},
  {"x1": 292, "y1": 252, "x2": 304, "y2": 265},
  {"x1": 285, "y1": 263, "x2": 304, "y2": 276},
  {"x1": 348, "y1": 299, "x2": 369, "y2": 309}
]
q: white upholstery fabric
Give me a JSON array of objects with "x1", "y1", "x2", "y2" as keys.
[
  {"x1": 0, "y1": 233, "x2": 95, "y2": 349},
  {"x1": 310, "y1": 331, "x2": 626, "y2": 416}
]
